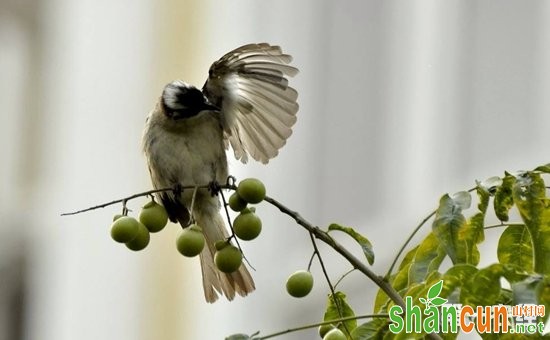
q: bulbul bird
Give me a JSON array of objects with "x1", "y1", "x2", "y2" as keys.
[{"x1": 142, "y1": 43, "x2": 299, "y2": 303}]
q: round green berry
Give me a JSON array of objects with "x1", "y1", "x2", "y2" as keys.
[
  {"x1": 228, "y1": 192, "x2": 248, "y2": 212},
  {"x1": 176, "y1": 224, "x2": 205, "y2": 257},
  {"x1": 318, "y1": 324, "x2": 335, "y2": 338},
  {"x1": 286, "y1": 270, "x2": 314, "y2": 298},
  {"x1": 126, "y1": 222, "x2": 150, "y2": 251},
  {"x1": 139, "y1": 200, "x2": 169, "y2": 233},
  {"x1": 323, "y1": 328, "x2": 346, "y2": 340},
  {"x1": 111, "y1": 216, "x2": 139, "y2": 243},
  {"x1": 214, "y1": 243, "x2": 242, "y2": 273},
  {"x1": 233, "y1": 209, "x2": 262, "y2": 241},
  {"x1": 237, "y1": 178, "x2": 266, "y2": 204}
]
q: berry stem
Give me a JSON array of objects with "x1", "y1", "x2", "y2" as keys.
[
  {"x1": 307, "y1": 231, "x2": 351, "y2": 337},
  {"x1": 219, "y1": 188, "x2": 255, "y2": 271}
]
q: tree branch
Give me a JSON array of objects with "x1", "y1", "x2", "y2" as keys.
[{"x1": 263, "y1": 196, "x2": 406, "y2": 310}]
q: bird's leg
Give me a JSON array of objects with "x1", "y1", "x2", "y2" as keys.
[
  {"x1": 173, "y1": 183, "x2": 183, "y2": 198},
  {"x1": 207, "y1": 180, "x2": 221, "y2": 196}
]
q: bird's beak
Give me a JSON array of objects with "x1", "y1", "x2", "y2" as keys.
[{"x1": 203, "y1": 101, "x2": 220, "y2": 112}]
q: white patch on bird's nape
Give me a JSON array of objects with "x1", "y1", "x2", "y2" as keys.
[{"x1": 162, "y1": 80, "x2": 191, "y2": 110}]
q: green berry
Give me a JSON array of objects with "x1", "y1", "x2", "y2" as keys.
[
  {"x1": 286, "y1": 270, "x2": 314, "y2": 298},
  {"x1": 214, "y1": 243, "x2": 242, "y2": 273},
  {"x1": 113, "y1": 214, "x2": 124, "y2": 221},
  {"x1": 111, "y1": 216, "x2": 139, "y2": 243},
  {"x1": 323, "y1": 328, "x2": 346, "y2": 340},
  {"x1": 318, "y1": 324, "x2": 335, "y2": 338},
  {"x1": 176, "y1": 224, "x2": 205, "y2": 257},
  {"x1": 228, "y1": 192, "x2": 248, "y2": 212},
  {"x1": 139, "y1": 200, "x2": 169, "y2": 233},
  {"x1": 237, "y1": 178, "x2": 266, "y2": 204},
  {"x1": 126, "y1": 222, "x2": 150, "y2": 251},
  {"x1": 233, "y1": 209, "x2": 262, "y2": 241}
]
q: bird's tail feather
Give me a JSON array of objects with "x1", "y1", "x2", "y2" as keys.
[{"x1": 194, "y1": 208, "x2": 255, "y2": 303}]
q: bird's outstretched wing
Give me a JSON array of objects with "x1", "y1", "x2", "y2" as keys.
[{"x1": 203, "y1": 43, "x2": 299, "y2": 164}]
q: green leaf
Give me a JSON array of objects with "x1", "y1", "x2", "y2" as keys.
[
  {"x1": 455, "y1": 187, "x2": 489, "y2": 265},
  {"x1": 323, "y1": 291, "x2": 357, "y2": 336},
  {"x1": 476, "y1": 184, "x2": 491, "y2": 215},
  {"x1": 441, "y1": 264, "x2": 479, "y2": 303},
  {"x1": 512, "y1": 171, "x2": 550, "y2": 274},
  {"x1": 497, "y1": 224, "x2": 533, "y2": 270},
  {"x1": 494, "y1": 264, "x2": 529, "y2": 286},
  {"x1": 329, "y1": 223, "x2": 375, "y2": 265},
  {"x1": 461, "y1": 264, "x2": 504, "y2": 307},
  {"x1": 374, "y1": 250, "x2": 420, "y2": 313},
  {"x1": 451, "y1": 191, "x2": 472, "y2": 210},
  {"x1": 477, "y1": 176, "x2": 503, "y2": 195},
  {"x1": 427, "y1": 280, "x2": 443, "y2": 299},
  {"x1": 432, "y1": 194, "x2": 467, "y2": 264},
  {"x1": 494, "y1": 174, "x2": 516, "y2": 222},
  {"x1": 408, "y1": 233, "x2": 446, "y2": 284},
  {"x1": 535, "y1": 163, "x2": 550, "y2": 173},
  {"x1": 398, "y1": 245, "x2": 419, "y2": 271},
  {"x1": 375, "y1": 246, "x2": 420, "y2": 313},
  {"x1": 351, "y1": 318, "x2": 389, "y2": 340}
]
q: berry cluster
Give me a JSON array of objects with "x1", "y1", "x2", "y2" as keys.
[
  {"x1": 109, "y1": 178, "x2": 318, "y2": 302},
  {"x1": 110, "y1": 200, "x2": 168, "y2": 251},
  {"x1": 108, "y1": 178, "x2": 266, "y2": 274}
]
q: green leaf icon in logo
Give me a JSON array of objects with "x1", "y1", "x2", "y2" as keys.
[
  {"x1": 428, "y1": 280, "x2": 444, "y2": 299},
  {"x1": 430, "y1": 297, "x2": 448, "y2": 306},
  {"x1": 422, "y1": 280, "x2": 448, "y2": 310},
  {"x1": 419, "y1": 280, "x2": 448, "y2": 309}
]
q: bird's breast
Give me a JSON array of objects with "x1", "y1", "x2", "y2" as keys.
[{"x1": 143, "y1": 111, "x2": 228, "y2": 190}]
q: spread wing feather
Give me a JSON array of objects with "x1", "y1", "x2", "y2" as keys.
[{"x1": 203, "y1": 43, "x2": 299, "y2": 164}]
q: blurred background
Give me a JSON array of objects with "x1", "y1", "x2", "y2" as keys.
[{"x1": 1, "y1": 0, "x2": 549, "y2": 339}]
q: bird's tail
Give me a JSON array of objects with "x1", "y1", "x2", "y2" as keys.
[{"x1": 193, "y1": 205, "x2": 255, "y2": 303}]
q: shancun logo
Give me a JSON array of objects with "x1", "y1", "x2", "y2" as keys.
[{"x1": 388, "y1": 280, "x2": 548, "y2": 335}]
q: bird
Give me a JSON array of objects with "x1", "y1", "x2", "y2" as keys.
[{"x1": 142, "y1": 43, "x2": 299, "y2": 303}]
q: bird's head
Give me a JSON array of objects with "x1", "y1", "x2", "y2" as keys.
[{"x1": 161, "y1": 80, "x2": 218, "y2": 119}]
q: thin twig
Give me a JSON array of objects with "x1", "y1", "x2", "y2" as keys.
[
  {"x1": 484, "y1": 222, "x2": 523, "y2": 230},
  {"x1": 61, "y1": 184, "x2": 232, "y2": 216},
  {"x1": 256, "y1": 313, "x2": 388, "y2": 340},
  {"x1": 384, "y1": 210, "x2": 436, "y2": 280},
  {"x1": 334, "y1": 268, "x2": 356, "y2": 290}
]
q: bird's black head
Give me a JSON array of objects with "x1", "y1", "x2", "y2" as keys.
[{"x1": 161, "y1": 80, "x2": 218, "y2": 119}]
